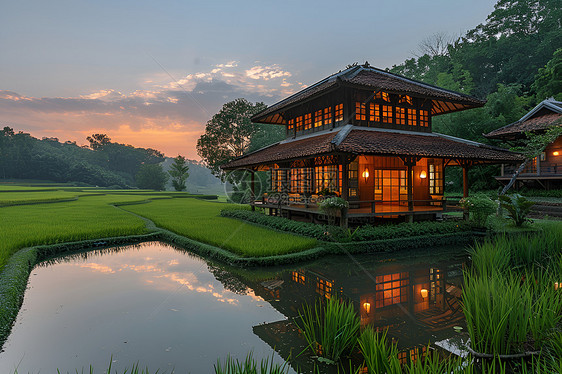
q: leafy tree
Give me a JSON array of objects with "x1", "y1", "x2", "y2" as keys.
[
  {"x1": 168, "y1": 155, "x2": 190, "y2": 191},
  {"x1": 136, "y1": 164, "x2": 168, "y2": 190},
  {"x1": 196, "y1": 98, "x2": 268, "y2": 177},
  {"x1": 86, "y1": 133, "x2": 111, "y2": 150},
  {"x1": 532, "y1": 48, "x2": 562, "y2": 101}
]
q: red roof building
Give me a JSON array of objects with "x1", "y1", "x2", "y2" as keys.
[
  {"x1": 221, "y1": 63, "x2": 521, "y2": 223},
  {"x1": 485, "y1": 98, "x2": 562, "y2": 189}
]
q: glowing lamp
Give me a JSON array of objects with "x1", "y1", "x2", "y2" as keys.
[
  {"x1": 554, "y1": 151, "x2": 560, "y2": 156},
  {"x1": 363, "y1": 302, "x2": 371, "y2": 314},
  {"x1": 420, "y1": 170, "x2": 427, "y2": 179},
  {"x1": 362, "y1": 168, "x2": 370, "y2": 182},
  {"x1": 555, "y1": 282, "x2": 559, "y2": 290},
  {"x1": 420, "y1": 288, "x2": 428, "y2": 299}
]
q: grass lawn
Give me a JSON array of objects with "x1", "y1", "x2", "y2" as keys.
[{"x1": 121, "y1": 199, "x2": 318, "y2": 257}]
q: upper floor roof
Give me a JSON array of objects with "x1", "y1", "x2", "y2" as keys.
[{"x1": 251, "y1": 63, "x2": 486, "y2": 125}]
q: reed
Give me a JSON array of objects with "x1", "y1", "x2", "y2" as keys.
[
  {"x1": 404, "y1": 348, "x2": 473, "y2": 374},
  {"x1": 357, "y1": 327, "x2": 401, "y2": 374},
  {"x1": 296, "y1": 297, "x2": 360, "y2": 362},
  {"x1": 214, "y1": 352, "x2": 289, "y2": 374}
]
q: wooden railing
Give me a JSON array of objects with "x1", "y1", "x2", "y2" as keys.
[
  {"x1": 255, "y1": 193, "x2": 462, "y2": 214},
  {"x1": 503, "y1": 164, "x2": 562, "y2": 176}
]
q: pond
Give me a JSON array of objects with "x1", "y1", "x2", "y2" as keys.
[{"x1": 0, "y1": 241, "x2": 468, "y2": 373}]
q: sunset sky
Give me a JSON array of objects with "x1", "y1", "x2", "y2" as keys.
[{"x1": 0, "y1": 0, "x2": 496, "y2": 160}]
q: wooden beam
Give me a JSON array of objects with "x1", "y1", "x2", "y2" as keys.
[{"x1": 462, "y1": 165, "x2": 469, "y2": 198}]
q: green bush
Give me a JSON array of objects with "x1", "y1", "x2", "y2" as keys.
[
  {"x1": 459, "y1": 194, "x2": 497, "y2": 227},
  {"x1": 220, "y1": 209, "x2": 475, "y2": 242}
]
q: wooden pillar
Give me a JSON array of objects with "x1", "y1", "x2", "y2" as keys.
[
  {"x1": 250, "y1": 170, "x2": 255, "y2": 212},
  {"x1": 341, "y1": 156, "x2": 349, "y2": 201},
  {"x1": 462, "y1": 165, "x2": 469, "y2": 198}
]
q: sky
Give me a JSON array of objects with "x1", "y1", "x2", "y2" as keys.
[{"x1": 0, "y1": 0, "x2": 497, "y2": 160}]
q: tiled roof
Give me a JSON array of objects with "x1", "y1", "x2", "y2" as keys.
[
  {"x1": 485, "y1": 98, "x2": 562, "y2": 139},
  {"x1": 252, "y1": 64, "x2": 486, "y2": 124},
  {"x1": 221, "y1": 132, "x2": 337, "y2": 169},
  {"x1": 221, "y1": 127, "x2": 522, "y2": 169}
]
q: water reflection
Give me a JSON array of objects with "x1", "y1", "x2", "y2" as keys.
[{"x1": 1, "y1": 242, "x2": 467, "y2": 373}]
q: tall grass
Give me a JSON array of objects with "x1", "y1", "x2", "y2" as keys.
[
  {"x1": 405, "y1": 348, "x2": 473, "y2": 374},
  {"x1": 463, "y1": 222, "x2": 562, "y2": 357},
  {"x1": 123, "y1": 199, "x2": 318, "y2": 257},
  {"x1": 357, "y1": 327, "x2": 401, "y2": 374},
  {"x1": 214, "y1": 352, "x2": 289, "y2": 374},
  {"x1": 296, "y1": 298, "x2": 360, "y2": 362}
]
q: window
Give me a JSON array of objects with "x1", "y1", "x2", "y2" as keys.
[
  {"x1": 428, "y1": 160, "x2": 443, "y2": 195},
  {"x1": 292, "y1": 271, "x2": 305, "y2": 285},
  {"x1": 375, "y1": 272, "x2": 409, "y2": 308},
  {"x1": 323, "y1": 107, "x2": 332, "y2": 126},
  {"x1": 316, "y1": 278, "x2": 333, "y2": 299},
  {"x1": 315, "y1": 165, "x2": 339, "y2": 193},
  {"x1": 290, "y1": 168, "x2": 312, "y2": 194},
  {"x1": 419, "y1": 110, "x2": 429, "y2": 127},
  {"x1": 314, "y1": 110, "x2": 323, "y2": 128},
  {"x1": 369, "y1": 103, "x2": 380, "y2": 122},
  {"x1": 382, "y1": 105, "x2": 392, "y2": 123},
  {"x1": 335, "y1": 104, "x2": 344, "y2": 122},
  {"x1": 373, "y1": 169, "x2": 383, "y2": 200},
  {"x1": 399, "y1": 95, "x2": 413, "y2": 105},
  {"x1": 287, "y1": 119, "x2": 294, "y2": 131},
  {"x1": 355, "y1": 102, "x2": 366, "y2": 121},
  {"x1": 271, "y1": 169, "x2": 286, "y2": 192},
  {"x1": 376, "y1": 91, "x2": 391, "y2": 102},
  {"x1": 296, "y1": 116, "x2": 303, "y2": 132},
  {"x1": 304, "y1": 113, "x2": 312, "y2": 130},
  {"x1": 407, "y1": 109, "x2": 417, "y2": 126},
  {"x1": 396, "y1": 107, "x2": 406, "y2": 125}
]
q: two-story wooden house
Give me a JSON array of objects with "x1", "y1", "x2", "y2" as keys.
[
  {"x1": 221, "y1": 63, "x2": 521, "y2": 222},
  {"x1": 485, "y1": 98, "x2": 562, "y2": 189}
]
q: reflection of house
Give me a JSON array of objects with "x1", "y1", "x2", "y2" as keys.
[
  {"x1": 485, "y1": 98, "x2": 562, "y2": 189},
  {"x1": 245, "y1": 257, "x2": 466, "y2": 368},
  {"x1": 221, "y1": 63, "x2": 521, "y2": 222}
]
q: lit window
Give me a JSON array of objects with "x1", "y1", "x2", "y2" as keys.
[
  {"x1": 382, "y1": 105, "x2": 392, "y2": 123},
  {"x1": 296, "y1": 116, "x2": 303, "y2": 132},
  {"x1": 287, "y1": 119, "x2": 294, "y2": 130},
  {"x1": 429, "y1": 160, "x2": 443, "y2": 194},
  {"x1": 323, "y1": 107, "x2": 332, "y2": 126},
  {"x1": 335, "y1": 104, "x2": 344, "y2": 122},
  {"x1": 315, "y1": 165, "x2": 339, "y2": 193},
  {"x1": 304, "y1": 113, "x2": 312, "y2": 130},
  {"x1": 375, "y1": 272, "x2": 409, "y2": 308},
  {"x1": 396, "y1": 107, "x2": 406, "y2": 125},
  {"x1": 399, "y1": 95, "x2": 413, "y2": 105},
  {"x1": 314, "y1": 110, "x2": 323, "y2": 128},
  {"x1": 376, "y1": 91, "x2": 391, "y2": 102},
  {"x1": 369, "y1": 103, "x2": 380, "y2": 122},
  {"x1": 407, "y1": 109, "x2": 417, "y2": 126},
  {"x1": 419, "y1": 110, "x2": 429, "y2": 127},
  {"x1": 355, "y1": 102, "x2": 366, "y2": 121}
]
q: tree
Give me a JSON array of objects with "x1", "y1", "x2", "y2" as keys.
[
  {"x1": 135, "y1": 164, "x2": 168, "y2": 190},
  {"x1": 196, "y1": 98, "x2": 268, "y2": 177},
  {"x1": 168, "y1": 155, "x2": 190, "y2": 191},
  {"x1": 87, "y1": 133, "x2": 111, "y2": 150},
  {"x1": 532, "y1": 48, "x2": 562, "y2": 101}
]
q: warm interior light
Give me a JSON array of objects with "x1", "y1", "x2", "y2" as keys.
[
  {"x1": 554, "y1": 151, "x2": 560, "y2": 156},
  {"x1": 555, "y1": 282, "x2": 559, "y2": 290},
  {"x1": 363, "y1": 302, "x2": 371, "y2": 314},
  {"x1": 420, "y1": 170, "x2": 427, "y2": 179},
  {"x1": 420, "y1": 288, "x2": 428, "y2": 299},
  {"x1": 362, "y1": 168, "x2": 370, "y2": 182}
]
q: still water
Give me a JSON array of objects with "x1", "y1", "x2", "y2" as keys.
[{"x1": 0, "y1": 241, "x2": 468, "y2": 373}]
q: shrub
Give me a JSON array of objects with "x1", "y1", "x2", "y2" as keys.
[
  {"x1": 459, "y1": 194, "x2": 497, "y2": 227},
  {"x1": 499, "y1": 193, "x2": 535, "y2": 226}
]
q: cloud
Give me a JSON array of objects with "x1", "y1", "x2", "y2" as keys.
[{"x1": 0, "y1": 60, "x2": 301, "y2": 158}]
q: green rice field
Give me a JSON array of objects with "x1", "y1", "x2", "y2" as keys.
[{"x1": 0, "y1": 185, "x2": 317, "y2": 270}]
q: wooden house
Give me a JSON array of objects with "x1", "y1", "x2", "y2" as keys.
[
  {"x1": 485, "y1": 98, "x2": 562, "y2": 189},
  {"x1": 221, "y1": 63, "x2": 521, "y2": 222}
]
